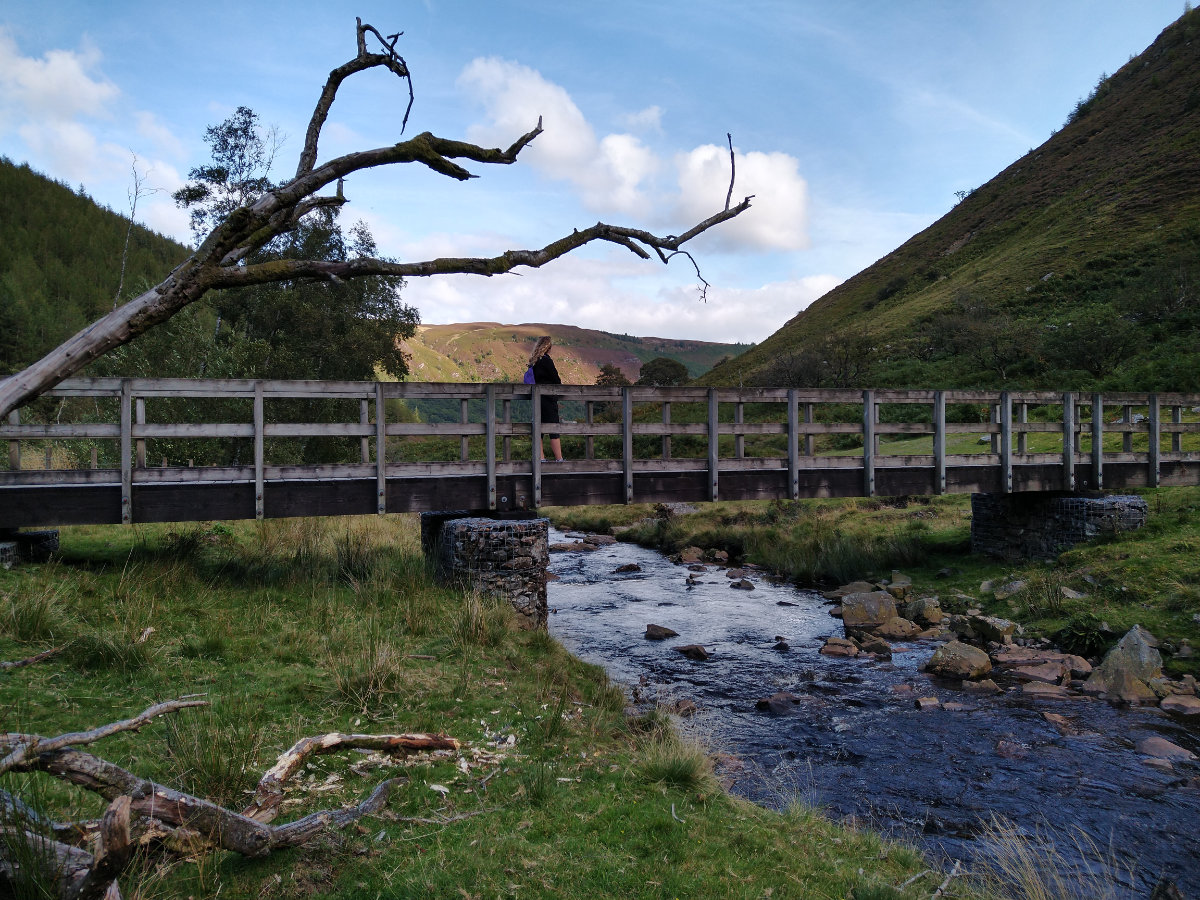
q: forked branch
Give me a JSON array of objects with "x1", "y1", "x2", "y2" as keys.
[{"x1": 0, "y1": 18, "x2": 750, "y2": 420}]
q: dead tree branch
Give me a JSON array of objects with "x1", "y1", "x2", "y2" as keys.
[
  {"x1": 0, "y1": 17, "x2": 749, "y2": 418},
  {"x1": 0, "y1": 645, "x2": 66, "y2": 672},
  {"x1": 243, "y1": 731, "x2": 459, "y2": 823},
  {"x1": 1, "y1": 702, "x2": 464, "y2": 899}
]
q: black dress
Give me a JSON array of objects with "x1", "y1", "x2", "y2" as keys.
[{"x1": 532, "y1": 353, "x2": 562, "y2": 436}]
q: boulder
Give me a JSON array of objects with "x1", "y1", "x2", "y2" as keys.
[
  {"x1": 927, "y1": 641, "x2": 992, "y2": 680},
  {"x1": 1161, "y1": 694, "x2": 1200, "y2": 715},
  {"x1": 858, "y1": 636, "x2": 893, "y2": 659},
  {"x1": 730, "y1": 579, "x2": 755, "y2": 591},
  {"x1": 820, "y1": 637, "x2": 860, "y2": 658},
  {"x1": 945, "y1": 614, "x2": 978, "y2": 643},
  {"x1": 755, "y1": 692, "x2": 802, "y2": 715},
  {"x1": 904, "y1": 597, "x2": 943, "y2": 626},
  {"x1": 1021, "y1": 682, "x2": 1074, "y2": 699},
  {"x1": 674, "y1": 644, "x2": 710, "y2": 661},
  {"x1": 705, "y1": 549, "x2": 730, "y2": 564},
  {"x1": 971, "y1": 614, "x2": 1017, "y2": 644},
  {"x1": 961, "y1": 679, "x2": 1002, "y2": 695},
  {"x1": 884, "y1": 572, "x2": 913, "y2": 600},
  {"x1": 914, "y1": 696, "x2": 940, "y2": 711},
  {"x1": 614, "y1": 563, "x2": 642, "y2": 573},
  {"x1": 993, "y1": 580, "x2": 1027, "y2": 601},
  {"x1": 1136, "y1": 737, "x2": 1197, "y2": 761},
  {"x1": 678, "y1": 546, "x2": 704, "y2": 564},
  {"x1": 840, "y1": 591, "x2": 897, "y2": 631},
  {"x1": 644, "y1": 624, "x2": 679, "y2": 641},
  {"x1": 821, "y1": 580, "x2": 877, "y2": 601},
  {"x1": 725, "y1": 568, "x2": 746, "y2": 579},
  {"x1": 875, "y1": 616, "x2": 922, "y2": 640},
  {"x1": 1010, "y1": 662, "x2": 1067, "y2": 685},
  {"x1": 772, "y1": 641, "x2": 790, "y2": 653},
  {"x1": 673, "y1": 699, "x2": 699, "y2": 717},
  {"x1": 1083, "y1": 625, "x2": 1163, "y2": 701}
]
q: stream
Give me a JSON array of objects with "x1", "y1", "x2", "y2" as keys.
[{"x1": 546, "y1": 528, "x2": 1200, "y2": 897}]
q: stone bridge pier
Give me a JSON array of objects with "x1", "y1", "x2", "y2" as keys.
[
  {"x1": 970, "y1": 492, "x2": 1148, "y2": 561},
  {"x1": 419, "y1": 511, "x2": 550, "y2": 629}
]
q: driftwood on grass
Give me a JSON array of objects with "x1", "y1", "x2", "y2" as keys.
[
  {"x1": 0, "y1": 699, "x2": 460, "y2": 899},
  {"x1": 0, "y1": 646, "x2": 67, "y2": 671}
]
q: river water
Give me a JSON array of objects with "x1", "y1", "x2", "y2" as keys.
[{"x1": 546, "y1": 529, "x2": 1200, "y2": 897}]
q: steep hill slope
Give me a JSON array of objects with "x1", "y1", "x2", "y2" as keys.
[
  {"x1": 404, "y1": 322, "x2": 748, "y2": 384},
  {"x1": 714, "y1": 8, "x2": 1200, "y2": 392},
  {"x1": 0, "y1": 158, "x2": 191, "y2": 376}
]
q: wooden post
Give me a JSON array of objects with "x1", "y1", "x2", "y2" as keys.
[
  {"x1": 787, "y1": 389, "x2": 799, "y2": 500},
  {"x1": 1149, "y1": 393, "x2": 1160, "y2": 488},
  {"x1": 1091, "y1": 393, "x2": 1104, "y2": 490},
  {"x1": 502, "y1": 399, "x2": 512, "y2": 462},
  {"x1": 862, "y1": 390, "x2": 875, "y2": 498},
  {"x1": 120, "y1": 380, "x2": 132, "y2": 524},
  {"x1": 1062, "y1": 392, "x2": 1075, "y2": 491},
  {"x1": 622, "y1": 387, "x2": 634, "y2": 503},
  {"x1": 990, "y1": 403, "x2": 1000, "y2": 454},
  {"x1": 459, "y1": 399, "x2": 469, "y2": 462},
  {"x1": 707, "y1": 388, "x2": 719, "y2": 502},
  {"x1": 485, "y1": 384, "x2": 497, "y2": 511},
  {"x1": 662, "y1": 401, "x2": 671, "y2": 460},
  {"x1": 1000, "y1": 391, "x2": 1012, "y2": 493},
  {"x1": 254, "y1": 382, "x2": 264, "y2": 520},
  {"x1": 375, "y1": 383, "x2": 387, "y2": 514},
  {"x1": 1017, "y1": 403, "x2": 1028, "y2": 455},
  {"x1": 360, "y1": 400, "x2": 370, "y2": 463},
  {"x1": 44, "y1": 446, "x2": 52, "y2": 470},
  {"x1": 532, "y1": 385, "x2": 542, "y2": 508},
  {"x1": 135, "y1": 397, "x2": 146, "y2": 469},
  {"x1": 585, "y1": 401, "x2": 594, "y2": 461},
  {"x1": 804, "y1": 402, "x2": 815, "y2": 456},
  {"x1": 735, "y1": 401, "x2": 745, "y2": 459},
  {"x1": 934, "y1": 391, "x2": 946, "y2": 495},
  {"x1": 1123, "y1": 403, "x2": 1133, "y2": 453},
  {"x1": 1172, "y1": 405, "x2": 1183, "y2": 454},
  {"x1": 7, "y1": 410, "x2": 18, "y2": 471},
  {"x1": 93, "y1": 448, "x2": 100, "y2": 469}
]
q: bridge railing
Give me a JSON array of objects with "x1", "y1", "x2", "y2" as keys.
[{"x1": 3, "y1": 379, "x2": 1199, "y2": 521}]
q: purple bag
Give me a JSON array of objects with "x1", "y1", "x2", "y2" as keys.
[{"x1": 523, "y1": 366, "x2": 536, "y2": 384}]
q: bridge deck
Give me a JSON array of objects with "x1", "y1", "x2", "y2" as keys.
[{"x1": 3, "y1": 379, "x2": 1198, "y2": 528}]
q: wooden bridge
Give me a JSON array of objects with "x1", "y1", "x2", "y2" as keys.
[{"x1": 2, "y1": 378, "x2": 1198, "y2": 529}]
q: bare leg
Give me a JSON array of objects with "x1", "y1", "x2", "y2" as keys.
[{"x1": 550, "y1": 437, "x2": 563, "y2": 461}]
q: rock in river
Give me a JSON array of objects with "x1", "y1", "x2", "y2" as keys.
[
  {"x1": 926, "y1": 640, "x2": 992, "y2": 679},
  {"x1": 645, "y1": 624, "x2": 679, "y2": 641}
]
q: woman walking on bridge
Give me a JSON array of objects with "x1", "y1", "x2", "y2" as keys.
[{"x1": 528, "y1": 336, "x2": 564, "y2": 462}]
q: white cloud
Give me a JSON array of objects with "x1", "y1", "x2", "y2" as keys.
[
  {"x1": 621, "y1": 105, "x2": 663, "y2": 133},
  {"x1": 457, "y1": 57, "x2": 809, "y2": 249},
  {"x1": 458, "y1": 57, "x2": 659, "y2": 217},
  {"x1": 134, "y1": 111, "x2": 185, "y2": 159},
  {"x1": 0, "y1": 29, "x2": 118, "y2": 124},
  {"x1": 673, "y1": 145, "x2": 810, "y2": 251}
]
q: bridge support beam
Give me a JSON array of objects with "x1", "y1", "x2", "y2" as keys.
[
  {"x1": 419, "y1": 512, "x2": 550, "y2": 629},
  {"x1": 970, "y1": 492, "x2": 1147, "y2": 561}
]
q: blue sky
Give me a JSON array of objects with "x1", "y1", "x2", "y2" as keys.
[{"x1": 0, "y1": 1, "x2": 1187, "y2": 344}]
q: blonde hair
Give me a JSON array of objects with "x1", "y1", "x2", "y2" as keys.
[{"x1": 528, "y1": 336, "x2": 553, "y2": 366}]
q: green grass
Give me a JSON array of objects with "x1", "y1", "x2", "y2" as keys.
[{"x1": 0, "y1": 514, "x2": 937, "y2": 899}]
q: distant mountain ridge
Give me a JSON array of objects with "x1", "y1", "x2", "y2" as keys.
[
  {"x1": 710, "y1": 9, "x2": 1200, "y2": 392},
  {"x1": 403, "y1": 322, "x2": 749, "y2": 384}
]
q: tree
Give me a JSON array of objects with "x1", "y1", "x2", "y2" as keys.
[
  {"x1": 635, "y1": 356, "x2": 690, "y2": 386},
  {"x1": 0, "y1": 19, "x2": 750, "y2": 418},
  {"x1": 595, "y1": 363, "x2": 631, "y2": 387}
]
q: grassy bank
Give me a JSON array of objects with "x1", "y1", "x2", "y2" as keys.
[
  {"x1": 551, "y1": 487, "x2": 1200, "y2": 677},
  {"x1": 1, "y1": 515, "x2": 940, "y2": 899}
]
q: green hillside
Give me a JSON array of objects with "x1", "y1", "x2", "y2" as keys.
[
  {"x1": 714, "y1": 8, "x2": 1200, "y2": 392},
  {"x1": 0, "y1": 158, "x2": 191, "y2": 376},
  {"x1": 404, "y1": 322, "x2": 747, "y2": 384}
]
